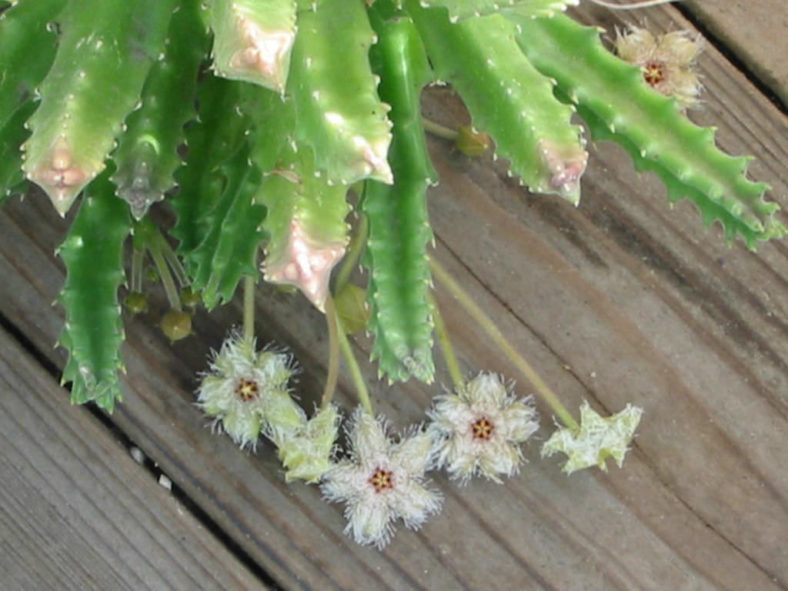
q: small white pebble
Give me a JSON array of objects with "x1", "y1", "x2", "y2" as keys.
[
  {"x1": 129, "y1": 446, "x2": 145, "y2": 464},
  {"x1": 158, "y1": 474, "x2": 172, "y2": 490}
]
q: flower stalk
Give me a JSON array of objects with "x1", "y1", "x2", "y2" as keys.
[
  {"x1": 333, "y1": 212, "x2": 368, "y2": 297},
  {"x1": 147, "y1": 235, "x2": 182, "y2": 312},
  {"x1": 131, "y1": 244, "x2": 144, "y2": 293},
  {"x1": 429, "y1": 256, "x2": 579, "y2": 432},
  {"x1": 321, "y1": 294, "x2": 341, "y2": 409},
  {"x1": 336, "y1": 311, "x2": 373, "y2": 415},
  {"x1": 421, "y1": 117, "x2": 458, "y2": 141},
  {"x1": 243, "y1": 274, "x2": 255, "y2": 344},
  {"x1": 429, "y1": 292, "x2": 464, "y2": 391}
]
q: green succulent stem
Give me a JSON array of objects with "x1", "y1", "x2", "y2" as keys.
[
  {"x1": 429, "y1": 292, "x2": 464, "y2": 391},
  {"x1": 429, "y1": 256, "x2": 579, "y2": 432},
  {"x1": 364, "y1": 9, "x2": 437, "y2": 383},
  {"x1": 59, "y1": 172, "x2": 130, "y2": 412}
]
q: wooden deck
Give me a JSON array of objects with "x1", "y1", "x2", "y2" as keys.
[{"x1": 1, "y1": 2, "x2": 786, "y2": 589}]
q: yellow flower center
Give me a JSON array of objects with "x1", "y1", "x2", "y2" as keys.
[
  {"x1": 472, "y1": 417, "x2": 495, "y2": 440},
  {"x1": 236, "y1": 377, "x2": 259, "y2": 402},
  {"x1": 369, "y1": 468, "x2": 394, "y2": 493}
]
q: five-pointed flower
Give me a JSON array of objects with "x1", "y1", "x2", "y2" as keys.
[
  {"x1": 428, "y1": 372, "x2": 539, "y2": 483},
  {"x1": 615, "y1": 27, "x2": 703, "y2": 109},
  {"x1": 197, "y1": 332, "x2": 305, "y2": 450},
  {"x1": 320, "y1": 408, "x2": 442, "y2": 549},
  {"x1": 541, "y1": 401, "x2": 643, "y2": 474}
]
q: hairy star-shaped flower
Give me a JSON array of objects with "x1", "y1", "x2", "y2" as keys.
[
  {"x1": 615, "y1": 26, "x2": 703, "y2": 109},
  {"x1": 321, "y1": 408, "x2": 442, "y2": 549},
  {"x1": 197, "y1": 332, "x2": 305, "y2": 450},
  {"x1": 541, "y1": 401, "x2": 643, "y2": 474},
  {"x1": 429, "y1": 372, "x2": 539, "y2": 483}
]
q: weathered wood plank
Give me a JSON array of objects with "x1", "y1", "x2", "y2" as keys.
[
  {"x1": 684, "y1": 0, "x2": 788, "y2": 105},
  {"x1": 0, "y1": 327, "x2": 265, "y2": 591},
  {"x1": 0, "y1": 3, "x2": 786, "y2": 590},
  {"x1": 0, "y1": 193, "x2": 472, "y2": 590}
]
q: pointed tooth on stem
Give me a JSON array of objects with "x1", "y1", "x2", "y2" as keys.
[{"x1": 538, "y1": 139, "x2": 588, "y2": 204}]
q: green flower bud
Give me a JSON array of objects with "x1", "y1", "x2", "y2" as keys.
[
  {"x1": 334, "y1": 283, "x2": 369, "y2": 335},
  {"x1": 124, "y1": 291, "x2": 149, "y2": 315},
  {"x1": 180, "y1": 286, "x2": 201, "y2": 308},
  {"x1": 455, "y1": 126, "x2": 492, "y2": 157},
  {"x1": 160, "y1": 310, "x2": 192, "y2": 342},
  {"x1": 276, "y1": 405, "x2": 339, "y2": 483},
  {"x1": 541, "y1": 401, "x2": 643, "y2": 474}
]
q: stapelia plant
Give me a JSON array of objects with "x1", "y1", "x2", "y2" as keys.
[{"x1": 1, "y1": 0, "x2": 782, "y2": 548}]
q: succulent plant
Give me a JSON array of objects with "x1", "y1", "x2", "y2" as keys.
[{"x1": 1, "y1": 0, "x2": 782, "y2": 419}]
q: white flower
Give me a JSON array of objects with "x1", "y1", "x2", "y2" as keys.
[
  {"x1": 320, "y1": 408, "x2": 442, "y2": 549},
  {"x1": 197, "y1": 332, "x2": 305, "y2": 450},
  {"x1": 275, "y1": 404, "x2": 339, "y2": 483},
  {"x1": 541, "y1": 401, "x2": 643, "y2": 474},
  {"x1": 615, "y1": 27, "x2": 703, "y2": 109},
  {"x1": 428, "y1": 372, "x2": 539, "y2": 483}
]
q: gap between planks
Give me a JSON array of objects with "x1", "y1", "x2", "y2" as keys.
[{"x1": 0, "y1": 324, "x2": 269, "y2": 591}]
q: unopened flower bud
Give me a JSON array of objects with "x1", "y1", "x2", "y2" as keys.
[
  {"x1": 124, "y1": 291, "x2": 149, "y2": 315},
  {"x1": 180, "y1": 286, "x2": 201, "y2": 308},
  {"x1": 276, "y1": 405, "x2": 339, "y2": 483},
  {"x1": 541, "y1": 401, "x2": 643, "y2": 474},
  {"x1": 160, "y1": 310, "x2": 192, "y2": 342},
  {"x1": 455, "y1": 126, "x2": 492, "y2": 157},
  {"x1": 145, "y1": 265, "x2": 159, "y2": 283},
  {"x1": 334, "y1": 283, "x2": 369, "y2": 335}
]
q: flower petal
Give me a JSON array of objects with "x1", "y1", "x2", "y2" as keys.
[
  {"x1": 499, "y1": 400, "x2": 539, "y2": 441},
  {"x1": 391, "y1": 431, "x2": 433, "y2": 475},
  {"x1": 350, "y1": 409, "x2": 389, "y2": 464},
  {"x1": 656, "y1": 31, "x2": 700, "y2": 66},
  {"x1": 321, "y1": 462, "x2": 366, "y2": 502},
  {"x1": 388, "y1": 482, "x2": 442, "y2": 530},
  {"x1": 615, "y1": 27, "x2": 657, "y2": 64},
  {"x1": 345, "y1": 496, "x2": 394, "y2": 549},
  {"x1": 463, "y1": 372, "x2": 507, "y2": 409}
]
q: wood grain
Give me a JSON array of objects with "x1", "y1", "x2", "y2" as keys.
[
  {"x1": 0, "y1": 3, "x2": 786, "y2": 590},
  {"x1": 684, "y1": 0, "x2": 788, "y2": 105},
  {"x1": 0, "y1": 327, "x2": 264, "y2": 591}
]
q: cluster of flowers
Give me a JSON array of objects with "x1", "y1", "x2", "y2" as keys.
[{"x1": 197, "y1": 332, "x2": 642, "y2": 549}]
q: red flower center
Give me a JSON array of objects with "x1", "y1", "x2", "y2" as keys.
[
  {"x1": 472, "y1": 417, "x2": 495, "y2": 440},
  {"x1": 643, "y1": 62, "x2": 666, "y2": 86},
  {"x1": 236, "y1": 378, "x2": 259, "y2": 402},
  {"x1": 369, "y1": 468, "x2": 394, "y2": 493}
]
